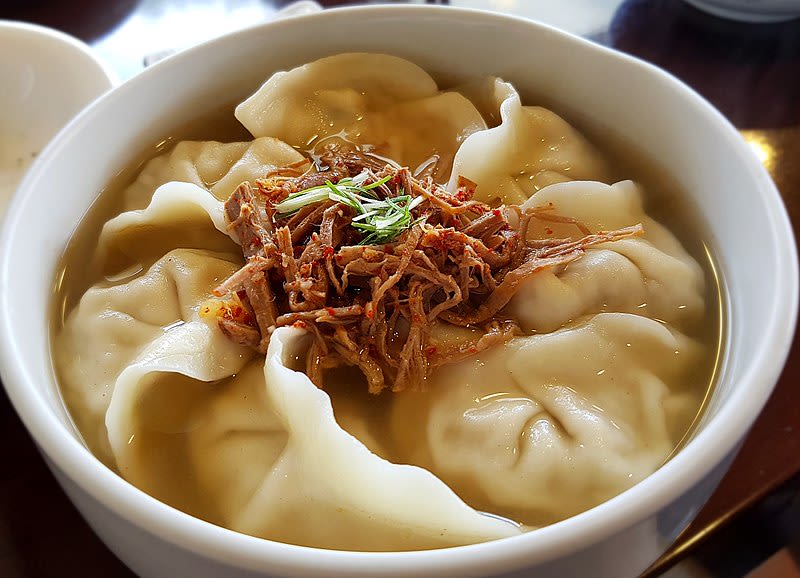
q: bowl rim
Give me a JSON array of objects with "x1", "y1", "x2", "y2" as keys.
[{"x1": 0, "y1": 4, "x2": 797, "y2": 577}]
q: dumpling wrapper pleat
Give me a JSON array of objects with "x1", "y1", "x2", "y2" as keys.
[
  {"x1": 106, "y1": 326, "x2": 520, "y2": 550},
  {"x1": 447, "y1": 78, "x2": 610, "y2": 204}
]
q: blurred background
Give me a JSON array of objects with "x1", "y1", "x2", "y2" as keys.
[{"x1": 1, "y1": 1, "x2": 799, "y2": 577}]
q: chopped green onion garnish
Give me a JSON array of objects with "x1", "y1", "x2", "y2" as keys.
[{"x1": 273, "y1": 170, "x2": 424, "y2": 244}]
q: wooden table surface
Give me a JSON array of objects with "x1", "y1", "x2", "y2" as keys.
[{"x1": 1, "y1": 1, "x2": 799, "y2": 576}]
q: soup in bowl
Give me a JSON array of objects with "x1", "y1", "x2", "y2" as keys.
[{"x1": 0, "y1": 5, "x2": 796, "y2": 578}]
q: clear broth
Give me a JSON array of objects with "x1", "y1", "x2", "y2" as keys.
[{"x1": 50, "y1": 95, "x2": 725, "y2": 532}]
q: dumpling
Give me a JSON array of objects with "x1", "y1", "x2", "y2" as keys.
[
  {"x1": 507, "y1": 180, "x2": 705, "y2": 333},
  {"x1": 354, "y1": 91, "x2": 487, "y2": 178},
  {"x1": 391, "y1": 313, "x2": 703, "y2": 526},
  {"x1": 98, "y1": 182, "x2": 238, "y2": 274},
  {"x1": 99, "y1": 134, "x2": 302, "y2": 274},
  {"x1": 447, "y1": 78, "x2": 610, "y2": 204},
  {"x1": 235, "y1": 53, "x2": 487, "y2": 178},
  {"x1": 57, "y1": 174, "x2": 253, "y2": 463},
  {"x1": 105, "y1": 327, "x2": 521, "y2": 550},
  {"x1": 235, "y1": 53, "x2": 438, "y2": 143},
  {"x1": 54, "y1": 248, "x2": 248, "y2": 464},
  {"x1": 121, "y1": 137, "x2": 305, "y2": 211}
]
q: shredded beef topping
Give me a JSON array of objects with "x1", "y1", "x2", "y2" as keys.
[{"x1": 204, "y1": 144, "x2": 643, "y2": 393}]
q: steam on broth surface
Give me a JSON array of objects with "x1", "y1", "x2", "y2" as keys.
[{"x1": 51, "y1": 53, "x2": 722, "y2": 550}]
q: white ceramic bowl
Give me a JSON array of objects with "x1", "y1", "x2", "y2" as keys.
[
  {"x1": 0, "y1": 21, "x2": 116, "y2": 211},
  {"x1": 0, "y1": 6, "x2": 796, "y2": 578}
]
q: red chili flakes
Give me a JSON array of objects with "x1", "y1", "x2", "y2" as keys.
[
  {"x1": 492, "y1": 209, "x2": 503, "y2": 218},
  {"x1": 455, "y1": 176, "x2": 477, "y2": 202},
  {"x1": 325, "y1": 307, "x2": 336, "y2": 317},
  {"x1": 545, "y1": 227, "x2": 553, "y2": 235},
  {"x1": 468, "y1": 346, "x2": 478, "y2": 354},
  {"x1": 323, "y1": 246, "x2": 335, "y2": 258},
  {"x1": 424, "y1": 346, "x2": 437, "y2": 356},
  {"x1": 292, "y1": 320, "x2": 307, "y2": 329}
]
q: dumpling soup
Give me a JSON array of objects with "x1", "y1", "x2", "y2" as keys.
[{"x1": 51, "y1": 53, "x2": 722, "y2": 551}]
